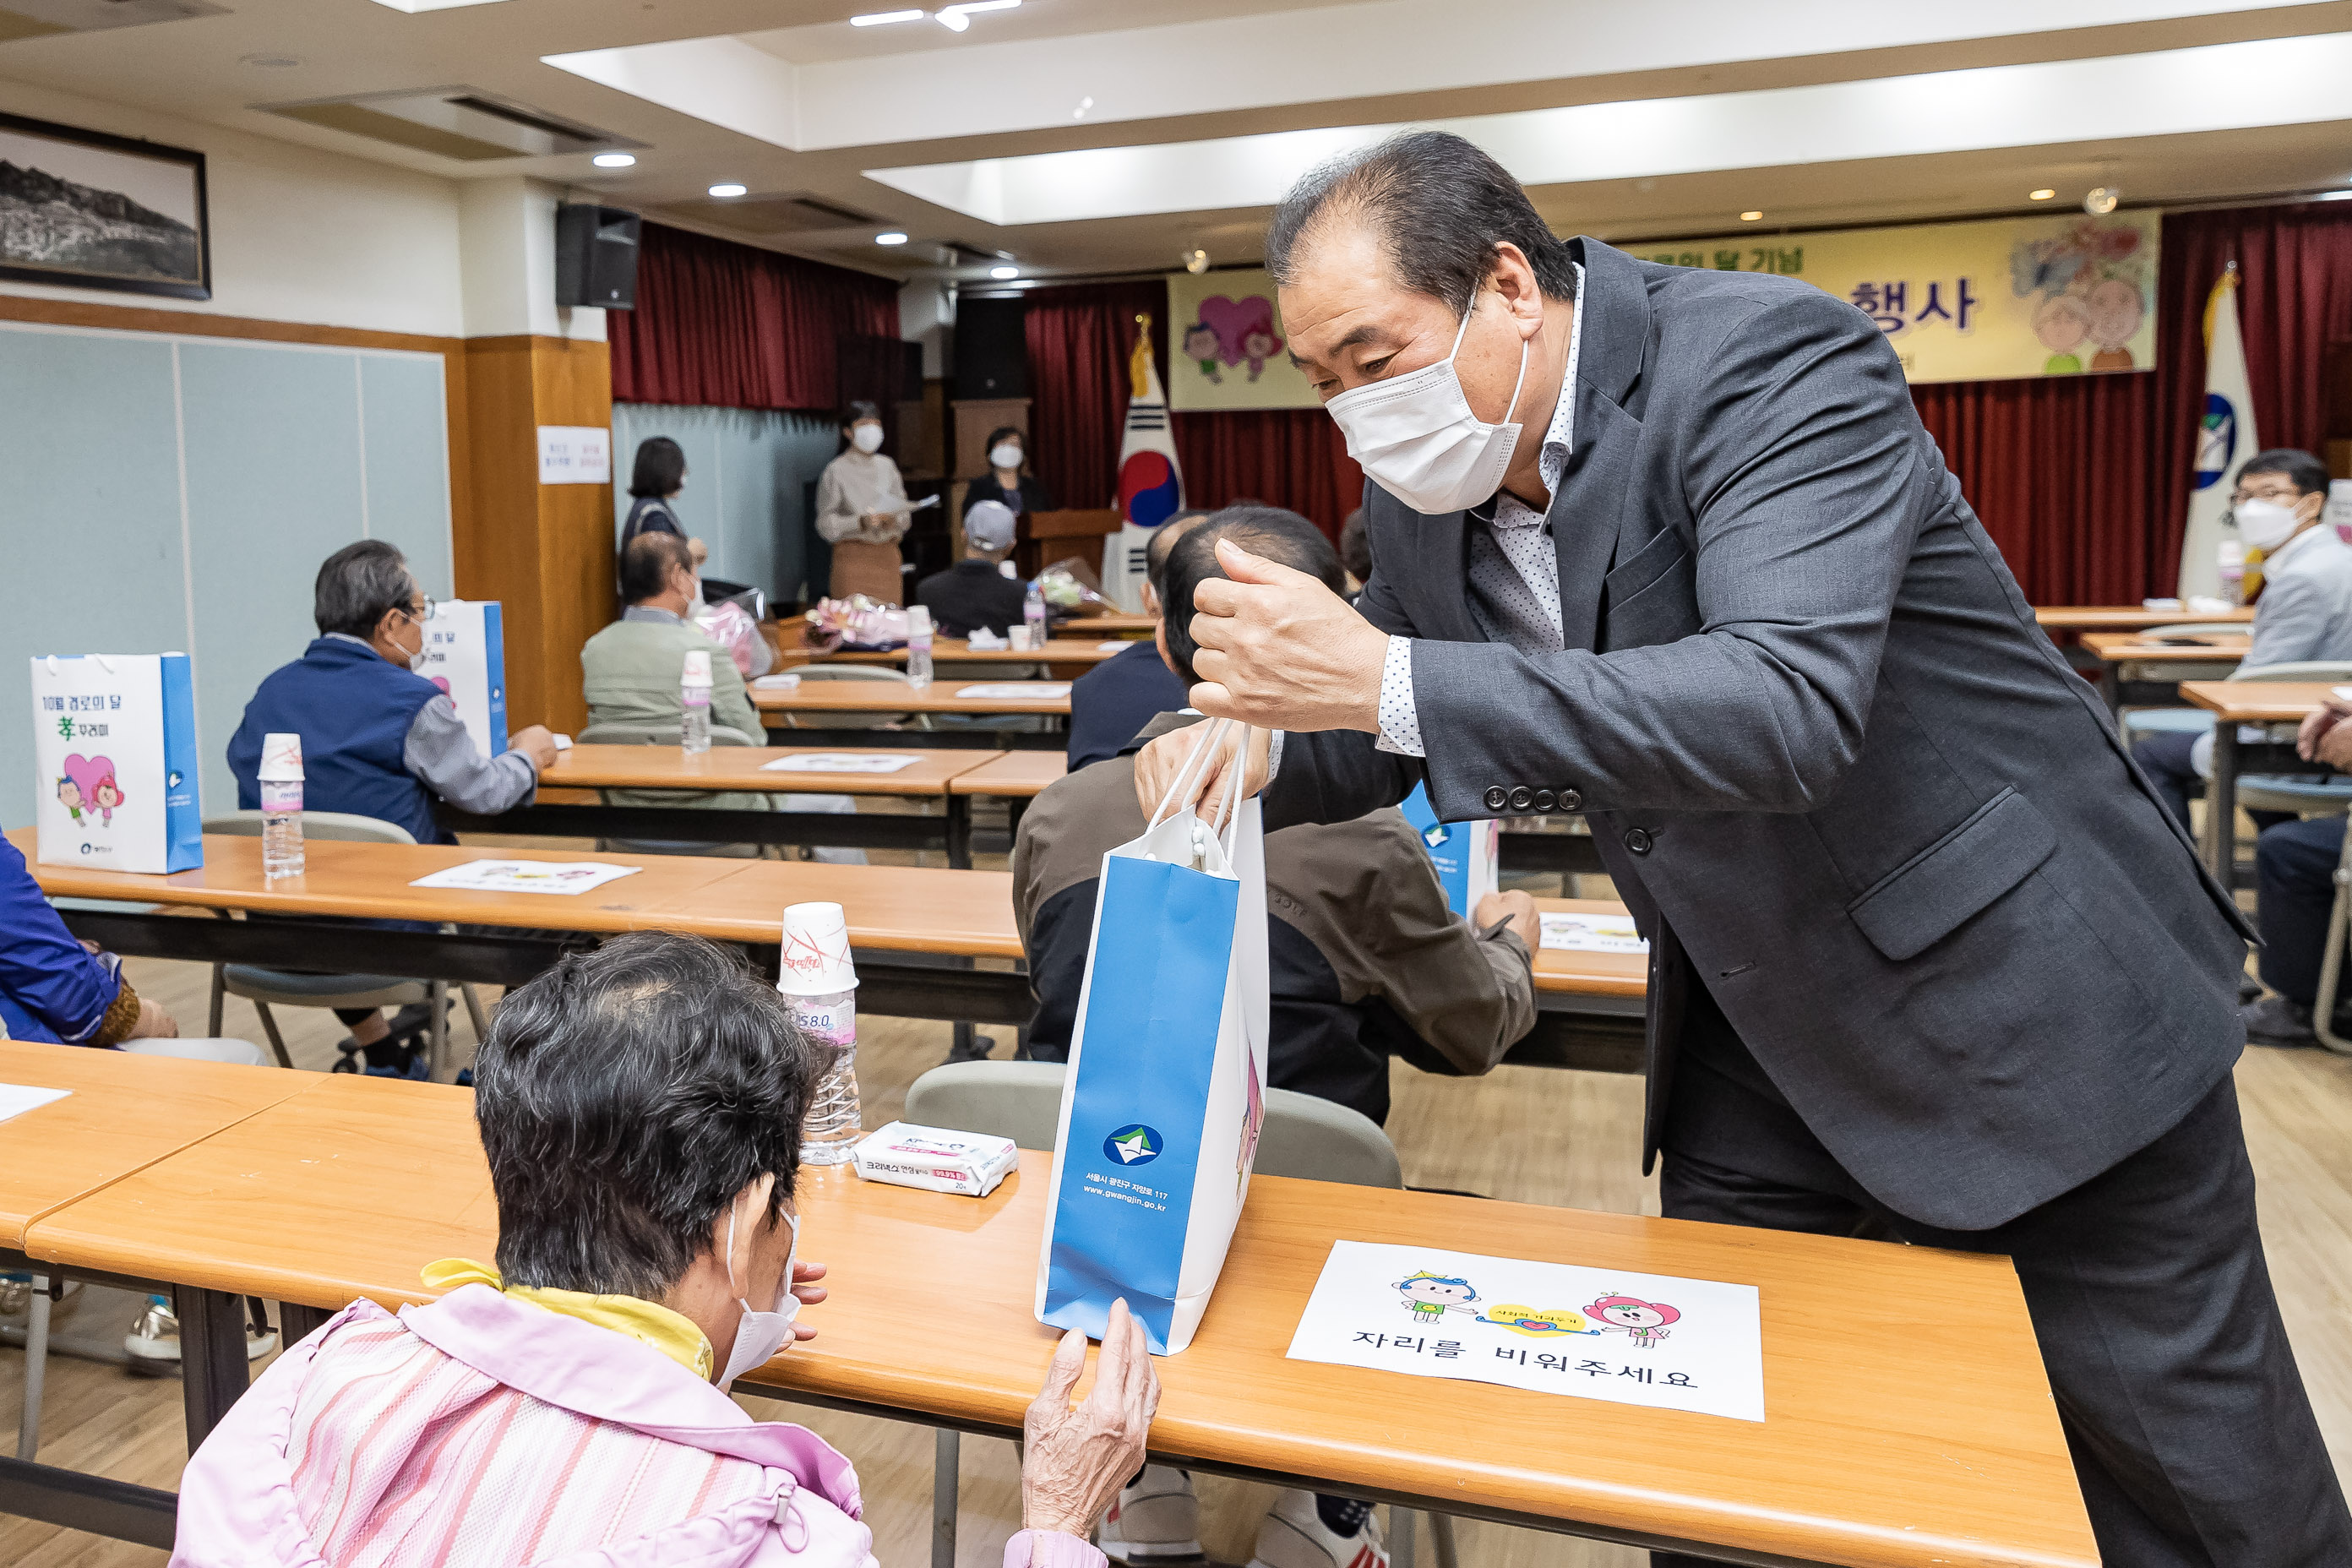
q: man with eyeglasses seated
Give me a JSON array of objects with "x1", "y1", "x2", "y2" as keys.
[{"x1": 226, "y1": 540, "x2": 559, "y2": 1073}]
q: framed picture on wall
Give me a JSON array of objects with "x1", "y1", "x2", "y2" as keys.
[{"x1": 0, "y1": 111, "x2": 210, "y2": 300}]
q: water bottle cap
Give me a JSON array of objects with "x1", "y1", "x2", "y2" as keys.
[
  {"x1": 906, "y1": 605, "x2": 931, "y2": 634},
  {"x1": 2217, "y1": 540, "x2": 2246, "y2": 565},
  {"x1": 258, "y1": 732, "x2": 304, "y2": 781},
  {"x1": 777, "y1": 901, "x2": 858, "y2": 994},
  {"x1": 681, "y1": 649, "x2": 713, "y2": 686}
]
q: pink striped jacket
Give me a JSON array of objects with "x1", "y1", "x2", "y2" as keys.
[{"x1": 171, "y1": 1284, "x2": 881, "y2": 1568}]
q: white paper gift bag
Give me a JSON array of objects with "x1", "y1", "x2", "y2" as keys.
[
  {"x1": 415, "y1": 600, "x2": 509, "y2": 760},
  {"x1": 30, "y1": 653, "x2": 202, "y2": 874},
  {"x1": 1036, "y1": 720, "x2": 1270, "y2": 1354}
]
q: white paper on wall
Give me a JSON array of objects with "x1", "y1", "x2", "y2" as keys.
[{"x1": 537, "y1": 426, "x2": 612, "y2": 484}]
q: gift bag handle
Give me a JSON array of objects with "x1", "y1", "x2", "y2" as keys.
[
  {"x1": 1146, "y1": 717, "x2": 1232, "y2": 832},
  {"x1": 1206, "y1": 723, "x2": 1253, "y2": 862}
]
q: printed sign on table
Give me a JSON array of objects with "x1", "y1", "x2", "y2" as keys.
[
  {"x1": 762, "y1": 754, "x2": 921, "y2": 774},
  {"x1": 408, "y1": 859, "x2": 642, "y2": 896},
  {"x1": 1539, "y1": 912, "x2": 1649, "y2": 955},
  {"x1": 1286, "y1": 1240, "x2": 1764, "y2": 1421}
]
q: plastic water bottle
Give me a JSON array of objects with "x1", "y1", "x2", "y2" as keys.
[
  {"x1": 2218, "y1": 539, "x2": 2246, "y2": 607},
  {"x1": 906, "y1": 604, "x2": 934, "y2": 690},
  {"x1": 1024, "y1": 581, "x2": 1048, "y2": 648},
  {"x1": 778, "y1": 901, "x2": 863, "y2": 1165},
  {"x1": 259, "y1": 732, "x2": 305, "y2": 879},
  {"x1": 681, "y1": 649, "x2": 713, "y2": 754}
]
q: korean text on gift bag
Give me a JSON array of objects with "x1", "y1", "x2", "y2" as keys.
[
  {"x1": 416, "y1": 600, "x2": 509, "y2": 760},
  {"x1": 1036, "y1": 719, "x2": 1270, "y2": 1354},
  {"x1": 30, "y1": 653, "x2": 202, "y2": 874},
  {"x1": 1399, "y1": 782, "x2": 1499, "y2": 919}
]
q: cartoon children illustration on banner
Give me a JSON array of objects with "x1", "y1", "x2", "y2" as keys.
[
  {"x1": 1587, "y1": 1294, "x2": 1681, "y2": 1348},
  {"x1": 57, "y1": 754, "x2": 122, "y2": 832}
]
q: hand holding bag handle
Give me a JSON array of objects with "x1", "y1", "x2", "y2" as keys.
[{"x1": 1146, "y1": 719, "x2": 1233, "y2": 833}]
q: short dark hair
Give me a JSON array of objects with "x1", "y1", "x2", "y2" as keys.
[
  {"x1": 313, "y1": 540, "x2": 416, "y2": 640},
  {"x1": 620, "y1": 530, "x2": 693, "y2": 605},
  {"x1": 1162, "y1": 507, "x2": 1344, "y2": 682},
  {"x1": 475, "y1": 932, "x2": 825, "y2": 1297},
  {"x1": 1145, "y1": 510, "x2": 1215, "y2": 602},
  {"x1": 1266, "y1": 131, "x2": 1579, "y2": 316},
  {"x1": 840, "y1": 400, "x2": 881, "y2": 429},
  {"x1": 629, "y1": 436, "x2": 686, "y2": 500},
  {"x1": 1337, "y1": 508, "x2": 1370, "y2": 582},
  {"x1": 984, "y1": 425, "x2": 1026, "y2": 459},
  {"x1": 2240, "y1": 448, "x2": 2331, "y2": 498}
]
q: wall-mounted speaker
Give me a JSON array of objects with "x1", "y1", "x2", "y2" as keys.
[
  {"x1": 554, "y1": 204, "x2": 640, "y2": 310},
  {"x1": 952, "y1": 295, "x2": 1028, "y2": 400}
]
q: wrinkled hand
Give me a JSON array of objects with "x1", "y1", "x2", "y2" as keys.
[
  {"x1": 689, "y1": 536, "x2": 710, "y2": 568},
  {"x1": 1473, "y1": 889, "x2": 1540, "y2": 948},
  {"x1": 512, "y1": 725, "x2": 561, "y2": 772},
  {"x1": 130, "y1": 999, "x2": 178, "y2": 1039},
  {"x1": 1021, "y1": 1298, "x2": 1160, "y2": 1539},
  {"x1": 1188, "y1": 539, "x2": 1386, "y2": 732},
  {"x1": 787, "y1": 1259, "x2": 826, "y2": 1343},
  {"x1": 2299, "y1": 696, "x2": 2352, "y2": 765},
  {"x1": 1131, "y1": 723, "x2": 1270, "y2": 821}
]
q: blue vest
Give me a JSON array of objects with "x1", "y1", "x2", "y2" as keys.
[{"x1": 228, "y1": 638, "x2": 447, "y2": 845}]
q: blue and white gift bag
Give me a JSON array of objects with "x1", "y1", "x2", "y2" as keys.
[
  {"x1": 1037, "y1": 720, "x2": 1270, "y2": 1354},
  {"x1": 416, "y1": 600, "x2": 509, "y2": 759},
  {"x1": 30, "y1": 653, "x2": 202, "y2": 874},
  {"x1": 1398, "y1": 782, "x2": 1499, "y2": 919}
]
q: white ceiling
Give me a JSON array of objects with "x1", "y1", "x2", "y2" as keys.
[{"x1": 3, "y1": 0, "x2": 2349, "y2": 288}]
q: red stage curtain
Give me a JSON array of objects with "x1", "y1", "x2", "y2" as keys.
[
  {"x1": 609, "y1": 223, "x2": 900, "y2": 412},
  {"x1": 1021, "y1": 281, "x2": 1168, "y2": 511},
  {"x1": 1173, "y1": 411, "x2": 1362, "y2": 540}
]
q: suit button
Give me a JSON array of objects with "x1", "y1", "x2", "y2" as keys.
[
  {"x1": 1559, "y1": 788, "x2": 1583, "y2": 812},
  {"x1": 1483, "y1": 785, "x2": 1509, "y2": 812},
  {"x1": 1533, "y1": 789, "x2": 1556, "y2": 813},
  {"x1": 1508, "y1": 786, "x2": 1533, "y2": 812},
  {"x1": 1624, "y1": 827, "x2": 1653, "y2": 855}
]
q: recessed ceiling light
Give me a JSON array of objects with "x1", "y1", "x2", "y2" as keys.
[
  {"x1": 2028, "y1": 188, "x2": 2055, "y2": 201},
  {"x1": 936, "y1": 10, "x2": 969, "y2": 28},
  {"x1": 709, "y1": 182, "x2": 749, "y2": 199},
  {"x1": 990, "y1": 265, "x2": 1019, "y2": 280},
  {"x1": 2083, "y1": 185, "x2": 2121, "y2": 215},
  {"x1": 1184, "y1": 248, "x2": 1209, "y2": 274},
  {"x1": 592, "y1": 152, "x2": 636, "y2": 168},
  {"x1": 876, "y1": 231, "x2": 909, "y2": 245},
  {"x1": 368, "y1": 0, "x2": 514, "y2": 10},
  {"x1": 1740, "y1": 210, "x2": 1763, "y2": 221},
  {"x1": 1072, "y1": 95, "x2": 1094, "y2": 121},
  {"x1": 851, "y1": 8, "x2": 925, "y2": 24}
]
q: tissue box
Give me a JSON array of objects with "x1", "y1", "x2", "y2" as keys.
[{"x1": 852, "y1": 1122, "x2": 1020, "y2": 1197}]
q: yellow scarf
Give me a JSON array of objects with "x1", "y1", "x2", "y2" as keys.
[{"x1": 422, "y1": 1259, "x2": 715, "y2": 1380}]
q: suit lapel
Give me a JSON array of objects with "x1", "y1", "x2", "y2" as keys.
[{"x1": 1548, "y1": 238, "x2": 1655, "y2": 654}]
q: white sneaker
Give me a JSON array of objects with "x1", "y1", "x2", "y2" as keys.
[
  {"x1": 1248, "y1": 1489, "x2": 1386, "y2": 1568},
  {"x1": 1102, "y1": 1466, "x2": 1206, "y2": 1562}
]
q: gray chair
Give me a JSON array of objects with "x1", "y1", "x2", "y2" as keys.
[
  {"x1": 202, "y1": 811, "x2": 487, "y2": 1078},
  {"x1": 776, "y1": 665, "x2": 917, "y2": 730},
  {"x1": 900, "y1": 1061, "x2": 1452, "y2": 1568},
  {"x1": 577, "y1": 719, "x2": 768, "y2": 858}
]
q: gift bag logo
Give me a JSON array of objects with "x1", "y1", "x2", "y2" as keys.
[{"x1": 1104, "y1": 1124, "x2": 1162, "y2": 1166}]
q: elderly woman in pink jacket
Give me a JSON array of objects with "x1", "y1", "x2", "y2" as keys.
[{"x1": 170, "y1": 931, "x2": 1157, "y2": 1568}]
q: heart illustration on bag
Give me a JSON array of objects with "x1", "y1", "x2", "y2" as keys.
[{"x1": 57, "y1": 752, "x2": 126, "y2": 829}]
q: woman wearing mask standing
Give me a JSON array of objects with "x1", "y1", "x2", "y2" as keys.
[
  {"x1": 815, "y1": 402, "x2": 912, "y2": 603},
  {"x1": 961, "y1": 425, "x2": 1055, "y2": 526}
]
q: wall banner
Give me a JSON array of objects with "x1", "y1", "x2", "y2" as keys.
[
  {"x1": 1624, "y1": 210, "x2": 2160, "y2": 384},
  {"x1": 1166, "y1": 268, "x2": 1320, "y2": 411}
]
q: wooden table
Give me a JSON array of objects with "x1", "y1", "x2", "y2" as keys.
[
  {"x1": 752, "y1": 681, "x2": 1072, "y2": 750},
  {"x1": 20, "y1": 1084, "x2": 2094, "y2": 1567},
  {"x1": 452, "y1": 743, "x2": 1006, "y2": 868},
  {"x1": 810, "y1": 637, "x2": 1130, "y2": 668},
  {"x1": 2077, "y1": 631, "x2": 2248, "y2": 710},
  {"x1": 1071, "y1": 612, "x2": 1152, "y2": 635},
  {"x1": 2035, "y1": 605, "x2": 2254, "y2": 632},
  {"x1": 2180, "y1": 681, "x2": 2341, "y2": 881}
]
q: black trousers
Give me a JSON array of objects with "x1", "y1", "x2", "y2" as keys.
[
  {"x1": 1652, "y1": 1026, "x2": 2349, "y2": 1567},
  {"x1": 2133, "y1": 731, "x2": 2292, "y2": 838},
  {"x1": 2256, "y1": 815, "x2": 2346, "y2": 1006}
]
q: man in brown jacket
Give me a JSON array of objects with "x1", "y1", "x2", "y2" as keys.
[{"x1": 1012, "y1": 506, "x2": 1538, "y2": 1126}]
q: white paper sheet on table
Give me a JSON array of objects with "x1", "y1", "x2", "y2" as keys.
[
  {"x1": 1285, "y1": 1240, "x2": 1764, "y2": 1421},
  {"x1": 956, "y1": 683, "x2": 1070, "y2": 699},
  {"x1": 1539, "y1": 912, "x2": 1649, "y2": 954},
  {"x1": 408, "y1": 860, "x2": 644, "y2": 896},
  {"x1": 752, "y1": 674, "x2": 802, "y2": 690},
  {"x1": 762, "y1": 753, "x2": 920, "y2": 774},
  {"x1": 0, "y1": 1083, "x2": 72, "y2": 1125},
  {"x1": 1097, "y1": 641, "x2": 1129, "y2": 651}
]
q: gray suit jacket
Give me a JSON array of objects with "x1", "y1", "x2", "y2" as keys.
[
  {"x1": 2245, "y1": 525, "x2": 2352, "y2": 669},
  {"x1": 1268, "y1": 237, "x2": 2252, "y2": 1231}
]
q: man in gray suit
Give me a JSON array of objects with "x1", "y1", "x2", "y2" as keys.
[{"x1": 1139, "y1": 132, "x2": 2348, "y2": 1565}]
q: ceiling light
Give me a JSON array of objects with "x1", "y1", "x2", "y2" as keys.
[
  {"x1": 990, "y1": 264, "x2": 1019, "y2": 280},
  {"x1": 1184, "y1": 248, "x2": 1209, "y2": 275},
  {"x1": 1072, "y1": 95, "x2": 1094, "y2": 121},
  {"x1": 2083, "y1": 185, "x2": 2121, "y2": 215},
  {"x1": 709, "y1": 182, "x2": 749, "y2": 199},
  {"x1": 592, "y1": 152, "x2": 636, "y2": 168},
  {"x1": 850, "y1": 8, "x2": 925, "y2": 23},
  {"x1": 945, "y1": 0, "x2": 1021, "y2": 11},
  {"x1": 2028, "y1": 188, "x2": 2055, "y2": 200},
  {"x1": 876, "y1": 231, "x2": 909, "y2": 245},
  {"x1": 936, "y1": 10, "x2": 968, "y2": 29},
  {"x1": 2318, "y1": 189, "x2": 2352, "y2": 201},
  {"x1": 368, "y1": 0, "x2": 514, "y2": 10},
  {"x1": 1740, "y1": 210, "x2": 1763, "y2": 221}
]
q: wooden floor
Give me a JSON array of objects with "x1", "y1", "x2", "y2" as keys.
[{"x1": 4, "y1": 824, "x2": 2349, "y2": 1567}]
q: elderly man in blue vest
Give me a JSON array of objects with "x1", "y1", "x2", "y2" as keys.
[{"x1": 228, "y1": 540, "x2": 558, "y2": 1069}]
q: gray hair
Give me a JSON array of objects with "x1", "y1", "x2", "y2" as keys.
[
  {"x1": 313, "y1": 540, "x2": 416, "y2": 640},
  {"x1": 1264, "y1": 130, "x2": 1579, "y2": 317}
]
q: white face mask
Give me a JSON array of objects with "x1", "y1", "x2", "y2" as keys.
[
  {"x1": 1323, "y1": 302, "x2": 1531, "y2": 515},
  {"x1": 851, "y1": 423, "x2": 885, "y2": 455},
  {"x1": 717, "y1": 1200, "x2": 800, "y2": 1391},
  {"x1": 2235, "y1": 497, "x2": 2304, "y2": 553},
  {"x1": 989, "y1": 443, "x2": 1023, "y2": 471}
]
